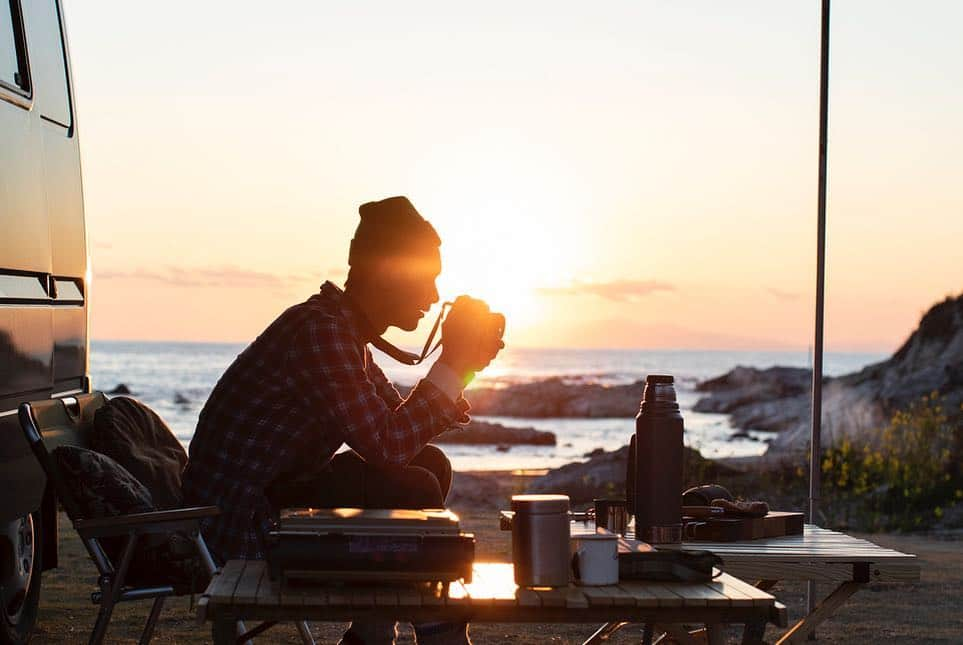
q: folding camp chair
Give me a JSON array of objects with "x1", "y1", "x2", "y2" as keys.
[{"x1": 18, "y1": 392, "x2": 314, "y2": 645}]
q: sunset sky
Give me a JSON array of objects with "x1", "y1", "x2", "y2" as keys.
[{"x1": 66, "y1": 1, "x2": 962, "y2": 352}]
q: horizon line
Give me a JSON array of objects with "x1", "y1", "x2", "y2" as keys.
[{"x1": 90, "y1": 338, "x2": 892, "y2": 355}]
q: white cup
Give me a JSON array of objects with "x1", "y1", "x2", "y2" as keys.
[{"x1": 570, "y1": 533, "x2": 619, "y2": 586}]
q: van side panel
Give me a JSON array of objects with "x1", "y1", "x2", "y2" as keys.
[
  {"x1": 52, "y1": 307, "x2": 85, "y2": 390},
  {"x1": 0, "y1": 308, "x2": 53, "y2": 396},
  {"x1": 0, "y1": 304, "x2": 52, "y2": 520},
  {"x1": 37, "y1": 0, "x2": 88, "y2": 389},
  {"x1": 0, "y1": 95, "x2": 49, "y2": 274},
  {"x1": 1, "y1": 0, "x2": 86, "y2": 528}
]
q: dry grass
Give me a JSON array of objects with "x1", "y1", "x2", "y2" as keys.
[{"x1": 31, "y1": 489, "x2": 963, "y2": 643}]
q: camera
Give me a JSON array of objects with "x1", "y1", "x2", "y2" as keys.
[
  {"x1": 371, "y1": 294, "x2": 504, "y2": 367},
  {"x1": 437, "y1": 295, "x2": 505, "y2": 374},
  {"x1": 443, "y1": 295, "x2": 505, "y2": 346}
]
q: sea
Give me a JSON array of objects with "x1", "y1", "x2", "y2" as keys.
[{"x1": 90, "y1": 341, "x2": 885, "y2": 472}]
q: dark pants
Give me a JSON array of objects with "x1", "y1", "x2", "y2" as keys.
[
  {"x1": 266, "y1": 445, "x2": 465, "y2": 644},
  {"x1": 266, "y1": 445, "x2": 452, "y2": 511}
]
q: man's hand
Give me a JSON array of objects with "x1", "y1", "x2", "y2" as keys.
[{"x1": 439, "y1": 295, "x2": 505, "y2": 380}]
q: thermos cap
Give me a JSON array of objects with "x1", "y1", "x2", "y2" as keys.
[
  {"x1": 646, "y1": 374, "x2": 674, "y2": 384},
  {"x1": 511, "y1": 494, "x2": 570, "y2": 514}
]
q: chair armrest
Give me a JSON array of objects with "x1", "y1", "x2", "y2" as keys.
[{"x1": 75, "y1": 506, "x2": 220, "y2": 538}]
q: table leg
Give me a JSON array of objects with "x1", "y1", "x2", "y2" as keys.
[
  {"x1": 211, "y1": 617, "x2": 235, "y2": 645},
  {"x1": 741, "y1": 585, "x2": 776, "y2": 645},
  {"x1": 776, "y1": 582, "x2": 862, "y2": 645},
  {"x1": 741, "y1": 619, "x2": 767, "y2": 645},
  {"x1": 705, "y1": 624, "x2": 725, "y2": 645}
]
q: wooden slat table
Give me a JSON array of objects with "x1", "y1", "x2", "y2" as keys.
[
  {"x1": 643, "y1": 524, "x2": 918, "y2": 644},
  {"x1": 198, "y1": 560, "x2": 784, "y2": 644}
]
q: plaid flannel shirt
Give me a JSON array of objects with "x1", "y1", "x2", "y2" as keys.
[{"x1": 181, "y1": 281, "x2": 469, "y2": 561}]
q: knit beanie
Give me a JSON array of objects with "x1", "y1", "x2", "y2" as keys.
[{"x1": 348, "y1": 196, "x2": 440, "y2": 267}]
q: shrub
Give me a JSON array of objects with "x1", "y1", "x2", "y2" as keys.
[{"x1": 821, "y1": 393, "x2": 963, "y2": 531}]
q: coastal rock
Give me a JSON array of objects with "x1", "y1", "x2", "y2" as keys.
[
  {"x1": 694, "y1": 366, "x2": 811, "y2": 413},
  {"x1": 466, "y1": 377, "x2": 644, "y2": 418},
  {"x1": 433, "y1": 420, "x2": 556, "y2": 445},
  {"x1": 108, "y1": 383, "x2": 132, "y2": 395},
  {"x1": 695, "y1": 293, "x2": 963, "y2": 453}
]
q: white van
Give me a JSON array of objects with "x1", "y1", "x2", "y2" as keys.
[{"x1": 1, "y1": 1, "x2": 88, "y2": 642}]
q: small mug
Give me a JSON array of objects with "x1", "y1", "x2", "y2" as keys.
[
  {"x1": 570, "y1": 533, "x2": 619, "y2": 586},
  {"x1": 594, "y1": 498, "x2": 629, "y2": 536}
]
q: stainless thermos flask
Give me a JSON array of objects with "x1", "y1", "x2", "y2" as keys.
[{"x1": 632, "y1": 374, "x2": 684, "y2": 543}]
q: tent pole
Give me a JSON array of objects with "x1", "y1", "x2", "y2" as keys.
[{"x1": 808, "y1": 0, "x2": 831, "y2": 632}]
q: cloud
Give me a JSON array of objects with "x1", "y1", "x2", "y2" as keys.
[
  {"x1": 537, "y1": 279, "x2": 675, "y2": 302},
  {"x1": 95, "y1": 265, "x2": 319, "y2": 290},
  {"x1": 767, "y1": 287, "x2": 801, "y2": 301}
]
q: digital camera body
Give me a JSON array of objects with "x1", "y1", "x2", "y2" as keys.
[{"x1": 372, "y1": 295, "x2": 504, "y2": 366}]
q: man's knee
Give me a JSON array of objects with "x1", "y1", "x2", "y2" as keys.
[
  {"x1": 417, "y1": 444, "x2": 450, "y2": 469},
  {"x1": 412, "y1": 444, "x2": 452, "y2": 496},
  {"x1": 401, "y1": 466, "x2": 445, "y2": 508},
  {"x1": 364, "y1": 464, "x2": 444, "y2": 508}
]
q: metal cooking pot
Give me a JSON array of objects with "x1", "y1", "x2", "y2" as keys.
[{"x1": 510, "y1": 494, "x2": 570, "y2": 587}]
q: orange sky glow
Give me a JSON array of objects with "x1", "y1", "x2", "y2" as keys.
[{"x1": 67, "y1": 1, "x2": 962, "y2": 353}]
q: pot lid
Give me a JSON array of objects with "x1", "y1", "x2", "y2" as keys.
[{"x1": 511, "y1": 494, "x2": 570, "y2": 514}]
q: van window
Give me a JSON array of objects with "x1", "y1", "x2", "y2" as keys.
[
  {"x1": 30, "y1": 0, "x2": 70, "y2": 127},
  {"x1": 0, "y1": 0, "x2": 29, "y2": 92}
]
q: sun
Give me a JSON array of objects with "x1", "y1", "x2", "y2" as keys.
[
  {"x1": 432, "y1": 204, "x2": 575, "y2": 339},
  {"x1": 392, "y1": 138, "x2": 593, "y2": 346}
]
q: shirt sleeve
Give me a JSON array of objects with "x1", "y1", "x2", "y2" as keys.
[
  {"x1": 291, "y1": 316, "x2": 462, "y2": 467},
  {"x1": 364, "y1": 347, "x2": 405, "y2": 409}
]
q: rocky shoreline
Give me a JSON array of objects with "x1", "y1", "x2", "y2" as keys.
[
  {"x1": 449, "y1": 293, "x2": 963, "y2": 527},
  {"x1": 693, "y1": 293, "x2": 963, "y2": 452},
  {"x1": 434, "y1": 420, "x2": 556, "y2": 445},
  {"x1": 467, "y1": 378, "x2": 644, "y2": 418},
  {"x1": 452, "y1": 293, "x2": 963, "y2": 458}
]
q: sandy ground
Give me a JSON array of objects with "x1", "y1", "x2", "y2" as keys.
[{"x1": 30, "y1": 471, "x2": 963, "y2": 644}]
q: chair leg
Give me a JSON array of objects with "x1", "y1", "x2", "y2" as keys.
[
  {"x1": 88, "y1": 600, "x2": 116, "y2": 645},
  {"x1": 238, "y1": 620, "x2": 253, "y2": 645},
  {"x1": 297, "y1": 620, "x2": 316, "y2": 644},
  {"x1": 139, "y1": 596, "x2": 165, "y2": 645},
  {"x1": 192, "y1": 531, "x2": 218, "y2": 577},
  {"x1": 90, "y1": 533, "x2": 140, "y2": 645}
]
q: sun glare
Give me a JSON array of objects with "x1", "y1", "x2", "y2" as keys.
[
  {"x1": 435, "y1": 201, "x2": 574, "y2": 337},
  {"x1": 417, "y1": 148, "x2": 591, "y2": 341}
]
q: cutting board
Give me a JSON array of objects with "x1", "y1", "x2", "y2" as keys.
[{"x1": 682, "y1": 511, "x2": 804, "y2": 542}]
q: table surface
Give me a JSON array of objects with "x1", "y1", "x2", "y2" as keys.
[
  {"x1": 199, "y1": 560, "x2": 779, "y2": 626},
  {"x1": 571, "y1": 523, "x2": 919, "y2": 585},
  {"x1": 658, "y1": 524, "x2": 918, "y2": 584}
]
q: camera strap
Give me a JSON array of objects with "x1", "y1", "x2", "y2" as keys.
[{"x1": 369, "y1": 301, "x2": 451, "y2": 366}]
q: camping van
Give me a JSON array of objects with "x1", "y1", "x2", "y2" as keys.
[{"x1": 0, "y1": 0, "x2": 88, "y2": 642}]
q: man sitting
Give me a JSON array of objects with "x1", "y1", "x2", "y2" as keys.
[{"x1": 182, "y1": 196, "x2": 503, "y2": 644}]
